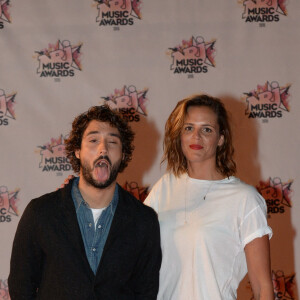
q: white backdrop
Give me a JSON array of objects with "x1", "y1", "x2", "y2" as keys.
[{"x1": 0, "y1": 1, "x2": 299, "y2": 299}]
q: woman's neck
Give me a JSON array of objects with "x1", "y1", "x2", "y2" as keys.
[{"x1": 187, "y1": 161, "x2": 224, "y2": 180}]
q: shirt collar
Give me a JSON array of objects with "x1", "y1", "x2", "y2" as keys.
[{"x1": 71, "y1": 177, "x2": 119, "y2": 215}]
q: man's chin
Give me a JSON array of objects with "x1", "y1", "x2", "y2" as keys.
[
  {"x1": 89, "y1": 175, "x2": 115, "y2": 189},
  {"x1": 93, "y1": 174, "x2": 110, "y2": 184},
  {"x1": 80, "y1": 159, "x2": 121, "y2": 189}
]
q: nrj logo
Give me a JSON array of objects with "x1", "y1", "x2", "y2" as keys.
[
  {"x1": 94, "y1": 0, "x2": 141, "y2": 26},
  {"x1": 0, "y1": 89, "x2": 16, "y2": 126},
  {"x1": 36, "y1": 135, "x2": 72, "y2": 172},
  {"x1": 0, "y1": 279, "x2": 10, "y2": 300},
  {"x1": 257, "y1": 177, "x2": 293, "y2": 216},
  {"x1": 123, "y1": 181, "x2": 148, "y2": 202},
  {"x1": 0, "y1": 186, "x2": 19, "y2": 223},
  {"x1": 249, "y1": 270, "x2": 295, "y2": 300},
  {"x1": 35, "y1": 40, "x2": 82, "y2": 78},
  {"x1": 103, "y1": 85, "x2": 148, "y2": 122},
  {"x1": 241, "y1": 0, "x2": 287, "y2": 23},
  {"x1": 244, "y1": 81, "x2": 290, "y2": 119},
  {"x1": 168, "y1": 36, "x2": 216, "y2": 74},
  {"x1": 0, "y1": 0, "x2": 11, "y2": 29},
  {"x1": 272, "y1": 270, "x2": 296, "y2": 300}
]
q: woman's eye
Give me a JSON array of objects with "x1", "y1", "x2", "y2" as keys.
[
  {"x1": 89, "y1": 139, "x2": 97, "y2": 143},
  {"x1": 184, "y1": 126, "x2": 193, "y2": 131},
  {"x1": 203, "y1": 127, "x2": 212, "y2": 133}
]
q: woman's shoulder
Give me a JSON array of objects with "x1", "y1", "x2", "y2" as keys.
[
  {"x1": 228, "y1": 177, "x2": 267, "y2": 211},
  {"x1": 144, "y1": 172, "x2": 184, "y2": 209},
  {"x1": 151, "y1": 172, "x2": 183, "y2": 189},
  {"x1": 226, "y1": 177, "x2": 259, "y2": 194}
]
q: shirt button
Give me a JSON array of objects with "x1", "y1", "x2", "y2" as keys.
[
  {"x1": 88, "y1": 223, "x2": 92, "y2": 228},
  {"x1": 98, "y1": 225, "x2": 102, "y2": 229},
  {"x1": 92, "y1": 248, "x2": 96, "y2": 252}
]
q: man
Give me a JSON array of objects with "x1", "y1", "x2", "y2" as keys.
[{"x1": 8, "y1": 106, "x2": 162, "y2": 300}]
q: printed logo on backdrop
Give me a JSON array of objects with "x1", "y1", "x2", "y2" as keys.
[
  {"x1": 0, "y1": 0, "x2": 11, "y2": 29},
  {"x1": 243, "y1": 81, "x2": 290, "y2": 121},
  {"x1": 34, "y1": 40, "x2": 82, "y2": 79},
  {"x1": 0, "y1": 89, "x2": 16, "y2": 126},
  {"x1": 0, "y1": 279, "x2": 10, "y2": 300},
  {"x1": 241, "y1": 0, "x2": 288, "y2": 23},
  {"x1": 248, "y1": 270, "x2": 296, "y2": 300},
  {"x1": 36, "y1": 135, "x2": 72, "y2": 175},
  {"x1": 256, "y1": 177, "x2": 293, "y2": 216},
  {"x1": 123, "y1": 181, "x2": 148, "y2": 202},
  {"x1": 0, "y1": 186, "x2": 19, "y2": 223},
  {"x1": 272, "y1": 270, "x2": 296, "y2": 300},
  {"x1": 94, "y1": 0, "x2": 142, "y2": 27},
  {"x1": 102, "y1": 85, "x2": 148, "y2": 122},
  {"x1": 168, "y1": 36, "x2": 216, "y2": 77}
]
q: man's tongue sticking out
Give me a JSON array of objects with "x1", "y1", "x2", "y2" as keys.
[{"x1": 94, "y1": 162, "x2": 110, "y2": 182}]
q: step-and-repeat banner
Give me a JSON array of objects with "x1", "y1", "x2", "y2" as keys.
[{"x1": 0, "y1": 1, "x2": 299, "y2": 299}]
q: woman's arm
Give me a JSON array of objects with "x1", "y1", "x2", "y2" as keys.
[{"x1": 245, "y1": 235, "x2": 274, "y2": 300}]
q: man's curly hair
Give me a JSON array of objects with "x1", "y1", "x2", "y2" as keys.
[{"x1": 65, "y1": 105, "x2": 135, "y2": 174}]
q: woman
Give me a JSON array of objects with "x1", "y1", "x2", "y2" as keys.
[{"x1": 145, "y1": 94, "x2": 273, "y2": 300}]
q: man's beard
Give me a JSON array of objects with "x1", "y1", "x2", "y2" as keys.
[{"x1": 80, "y1": 155, "x2": 121, "y2": 189}]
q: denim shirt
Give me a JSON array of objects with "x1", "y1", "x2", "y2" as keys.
[{"x1": 71, "y1": 177, "x2": 118, "y2": 274}]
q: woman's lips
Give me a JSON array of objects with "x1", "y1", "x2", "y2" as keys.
[{"x1": 189, "y1": 144, "x2": 203, "y2": 150}]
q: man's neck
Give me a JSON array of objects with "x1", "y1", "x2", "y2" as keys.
[{"x1": 78, "y1": 177, "x2": 116, "y2": 209}]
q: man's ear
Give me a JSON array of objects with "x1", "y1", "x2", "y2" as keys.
[{"x1": 75, "y1": 149, "x2": 80, "y2": 159}]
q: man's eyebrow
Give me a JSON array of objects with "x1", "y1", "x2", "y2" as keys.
[
  {"x1": 109, "y1": 133, "x2": 121, "y2": 139},
  {"x1": 84, "y1": 131, "x2": 121, "y2": 139},
  {"x1": 85, "y1": 130, "x2": 99, "y2": 136}
]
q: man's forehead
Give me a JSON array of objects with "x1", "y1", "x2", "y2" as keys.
[{"x1": 84, "y1": 120, "x2": 120, "y2": 136}]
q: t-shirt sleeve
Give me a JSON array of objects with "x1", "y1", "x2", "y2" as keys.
[{"x1": 239, "y1": 191, "x2": 272, "y2": 248}]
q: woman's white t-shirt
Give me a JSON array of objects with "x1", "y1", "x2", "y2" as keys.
[{"x1": 145, "y1": 173, "x2": 272, "y2": 300}]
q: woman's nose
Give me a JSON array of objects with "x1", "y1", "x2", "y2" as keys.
[{"x1": 192, "y1": 129, "x2": 201, "y2": 139}]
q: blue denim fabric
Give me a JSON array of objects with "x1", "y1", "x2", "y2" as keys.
[{"x1": 71, "y1": 177, "x2": 118, "y2": 274}]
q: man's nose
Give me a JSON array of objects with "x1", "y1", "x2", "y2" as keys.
[{"x1": 98, "y1": 140, "x2": 108, "y2": 155}]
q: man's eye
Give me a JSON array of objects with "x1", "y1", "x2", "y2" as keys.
[{"x1": 89, "y1": 139, "x2": 97, "y2": 143}]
